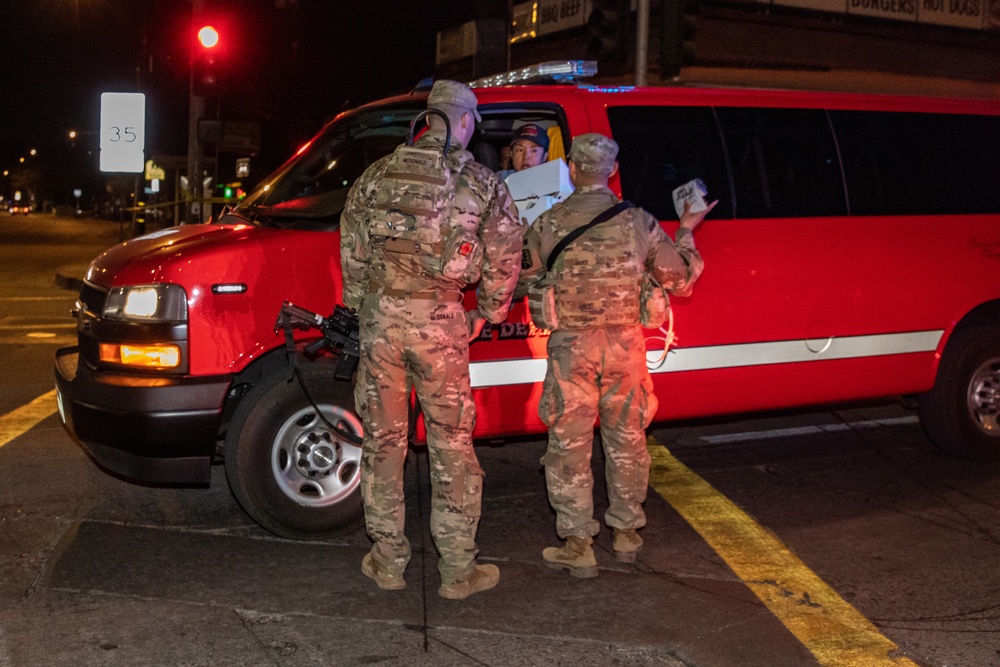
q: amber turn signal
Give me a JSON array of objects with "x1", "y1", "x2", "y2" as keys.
[{"x1": 100, "y1": 343, "x2": 181, "y2": 369}]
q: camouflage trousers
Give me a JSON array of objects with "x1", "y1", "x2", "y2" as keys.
[
  {"x1": 354, "y1": 293, "x2": 484, "y2": 585},
  {"x1": 538, "y1": 326, "x2": 658, "y2": 539}
]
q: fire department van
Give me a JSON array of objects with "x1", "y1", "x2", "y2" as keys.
[{"x1": 55, "y1": 62, "x2": 1000, "y2": 540}]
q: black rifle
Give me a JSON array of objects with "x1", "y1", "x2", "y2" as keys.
[{"x1": 275, "y1": 301, "x2": 360, "y2": 382}]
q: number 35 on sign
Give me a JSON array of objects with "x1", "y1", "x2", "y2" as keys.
[{"x1": 100, "y1": 92, "x2": 145, "y2": 174}]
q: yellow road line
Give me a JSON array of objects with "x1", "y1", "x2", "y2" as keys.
[
  {"x1": 0, "y1": 390, "x2": 58, "y2": 449},
  {"x1": 647, "y1": 437, "x2": 919, "y2": 667}
]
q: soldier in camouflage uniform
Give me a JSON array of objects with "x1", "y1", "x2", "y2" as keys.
[
  {"x1": 340, "y1": 80, "x2": 522, "y2": 600},
  {"x1": 517, "y1": 133, "x2": 715, "y2": 577}
]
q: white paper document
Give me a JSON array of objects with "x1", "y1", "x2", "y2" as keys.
[{"x1": 504, "y1": 159, "x2": 575, "y2": 225}]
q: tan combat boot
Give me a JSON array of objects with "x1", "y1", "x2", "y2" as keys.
[
  {"x1": 438, "y1": 564, "x2": 500, "y2": 600},
  {"x1": 613, "y1": 528, "x2": 643, "y2": 563},
  {"x1": 542, "y1": 535, "x2": 598, "y2": 578},
  {"x1": 361, "y1": 553, "x2": 406, "y2": 591}
]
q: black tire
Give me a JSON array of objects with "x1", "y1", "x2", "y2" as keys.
[
  {"x1": 224, "y1": 361, "x2": 364, "y2": 539},
  {"x1": 918, "y1": 325, "x2": 1000, "y2": 461}
]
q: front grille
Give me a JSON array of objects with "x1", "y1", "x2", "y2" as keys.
[
  {"x1": 79, "y1": 282, "x2": 108, "y2": 316},
  {"x1": 78, "y1": 335, "x2": 100, "y2": 368},
  {"x1": 77, "y1": 283, "x2": 109, "y2": 367}
]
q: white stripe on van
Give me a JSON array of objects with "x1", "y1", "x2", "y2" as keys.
[
  {"x1": 468, "y1": 330, "x2": 944, "y2": 388},
  {"x1": 470, "y1": 357, "x2": 549, "y2": 388}
]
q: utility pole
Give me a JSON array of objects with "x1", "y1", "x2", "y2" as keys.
[
  {"x1": 186, "y1": 0, "x2": 206, "y2": 223},
  {"x1": 635, "y1": 0, "x2": 649, "y2": 86}
]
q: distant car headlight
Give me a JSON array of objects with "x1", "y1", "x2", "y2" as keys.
[{"x1": 103, "y1": 284, "x2": 188, "y2": 322}]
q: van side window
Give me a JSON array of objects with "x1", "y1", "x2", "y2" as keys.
[
  {"x1": 607, "y1": 106, "x2": 732, "y2": 221},
  {"x1": 715, "y1": 108, "x2": 847, "y2": 219},
  {"x1": 830, "y1": 110, "x2": 1000, "y2": 215}
]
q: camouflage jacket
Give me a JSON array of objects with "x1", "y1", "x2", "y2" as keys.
[
  {"x1": 516, "y1": 184, "x2": 704, "y2": 328},
  {"x1": 340, "y1": 129, "x2": 523, "y2": 323}
]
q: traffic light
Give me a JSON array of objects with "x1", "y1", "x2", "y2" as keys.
[
  {"x1": 192, "y1": 25, "x2": 220, "y2": 97},
  {"x1": 215, "y1": 182, "x2": 243, "y2": 201},
  {"x1": 661, "y1": 0, "x2": 699, "y2": 79},
  {"x1": 197, "y1": 25, "x2": 219, "y2": 49},
  {"x1": 587, "y1": 0, "x2": 630, "y2": 73}
]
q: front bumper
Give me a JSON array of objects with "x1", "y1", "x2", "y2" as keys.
[{"x1": 54, "y1": 346, "x2": 232, "y2": 484}]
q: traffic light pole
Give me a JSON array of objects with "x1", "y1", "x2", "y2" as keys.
[
  {"x1": 187, "y1": 73, "x2": 206, "y2": 224},
  {"x1": 186, "y1": 0, "x2": 205, "y2": 224}
]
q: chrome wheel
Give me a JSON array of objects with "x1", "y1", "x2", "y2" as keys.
[
  {"x1": 967, "y1": 356, "x2": 1000, "y2": 436},
  {"x1": 271, "y1": 404, "x2": 363, "y2": 507}
]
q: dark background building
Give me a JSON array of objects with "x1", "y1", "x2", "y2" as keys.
[
  {"x1": 438, "y1": 1, "x2": 1000, "y2": 97},
  {"x1": 3, "y1": 0, "x2": 998, "y2": 215}
]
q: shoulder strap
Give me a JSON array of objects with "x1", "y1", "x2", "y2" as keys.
[{"x1": 546, "y1": 201, "x2": 633, "y2": 272}]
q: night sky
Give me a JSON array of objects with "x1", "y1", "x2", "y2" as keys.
[{"x1": 1, "y1": 0, "x2": 472, "y2": 200}]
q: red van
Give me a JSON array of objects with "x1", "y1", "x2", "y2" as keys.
[{"x1": 55, "y1": 62, "x2": 1000, "y2": 539}]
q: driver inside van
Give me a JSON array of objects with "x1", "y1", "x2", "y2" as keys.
[{"x1": 498, "y1": 124, "x2": 550, "y2": 179}]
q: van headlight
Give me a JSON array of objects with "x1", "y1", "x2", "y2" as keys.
[
  {"x1": 99, "y1": 284, "x2": 188, "y2": 370},
  {"x1": 103, "y1": 284, "x2": 188, "y2": 322}
]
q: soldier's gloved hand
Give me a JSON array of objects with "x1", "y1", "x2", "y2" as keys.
[{"x1": 466, "y1": 307, "x2": 486, "y2": 342}]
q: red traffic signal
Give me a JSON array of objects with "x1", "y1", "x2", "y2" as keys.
[
  {"x1": 197, "y1": 25, "x2": 219, "y2": 49},
  {"x1": 193, "y1": 25, "x2": 220, "y2": 96}
]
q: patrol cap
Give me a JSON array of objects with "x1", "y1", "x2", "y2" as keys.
[
  {"x1": 427, "y1": 79, "x2": 482, "y2": 122},
  {"x1": 567, "y1": 133, "x2": 619, "y2": 174},
  {"x1": 510, "y1": 123, "x2": 549, "y2": 151}
]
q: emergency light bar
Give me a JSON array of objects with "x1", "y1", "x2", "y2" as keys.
[{"x1": 468, "y1": 61, "x2": 598, "y2": 88}]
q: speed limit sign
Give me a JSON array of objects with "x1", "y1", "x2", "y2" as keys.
[{"x1": 100, "y1": 92, "x2": 145, "y2": 173}]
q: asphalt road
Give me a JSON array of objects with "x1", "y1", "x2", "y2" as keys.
[{"x1": 1, "y1": 212, "x2": 999, "y2": 667}]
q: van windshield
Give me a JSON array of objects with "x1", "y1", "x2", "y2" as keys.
[{"x1": 235, "y1": 104, "x2": 421, "y2": 228}]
